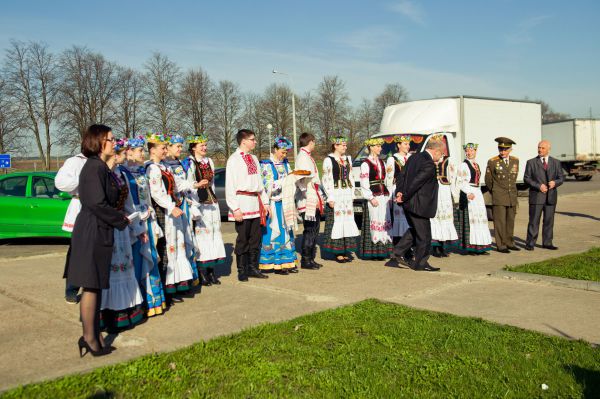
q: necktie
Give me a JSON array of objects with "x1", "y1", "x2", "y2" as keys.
[
  {"x1": 403, "y1": 156, "x2": 407, "y2": 163},
  {"x1": 542, "y1": 157, "x2": 548, "y2": 171},
  {"x1": 504, "y1": 158, "x2": 508, "y2": 165}
]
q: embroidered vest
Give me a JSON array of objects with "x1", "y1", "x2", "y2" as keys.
[
  {"x1": 329, "y1": 156, "x2": 352, "y2": 189},
  {"x1": 191, "y1": 158, "x2": 217, "y2": 204},
  {"x1": 436, "y1": 158, "x2": 451, "y2": 185},
  {"x1": 459, "y1": 160, "x2": 480, "y2": 210},
  {"x1": 366, "y1": 158, "x2": 389, "y2": 196}
]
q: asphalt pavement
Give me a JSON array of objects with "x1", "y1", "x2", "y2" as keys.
[{"x1": 1, "y1": 179, "x2": 599, "y2": 391}]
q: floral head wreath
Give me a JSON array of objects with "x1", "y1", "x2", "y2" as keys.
[
  {"x1": 394, "y1": 135, "x2": 411, "y2": 143},
  {"x1": 114, "y1": 138, "x2": 128, "y2": 152},
  {"x1": 126, "y1": 136, "x2": 145, "y2": 148},
  {"x1": 364, "y1": 137, "x2": 384, "y2": 146},
  {"x1": 168, "y1": 134, "x2": 185, "y2": 145},
  {"x1": 186, "y1": 134, "x2": 208, "y2": 144},
  {"x1": 463, "y1": 143, "x2": 479, "y2": 150},
  {"x1": 146, "y1": 133, "x2": 169, "y2": 144},
  {"x1": 330, "y1": 135, "x2": 348, "y2": 145},
  {"x1": 274, "y1": 136, "x2": 293, "y2": 150}
]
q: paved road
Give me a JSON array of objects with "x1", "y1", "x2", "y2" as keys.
[
  {"x1": 1, "y1": 177, "x2": 598, "y2": 259},
  {"x1": 0, "y1": 189, "x2": 599, "y2": 391}
]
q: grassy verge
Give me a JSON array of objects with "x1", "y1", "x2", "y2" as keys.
[
  {"x1": 4, "y1": 300, "x2": 599, "y2": 398},
  {"x1": 506, "y1": 247, "x2": 600, "y2": 282}
]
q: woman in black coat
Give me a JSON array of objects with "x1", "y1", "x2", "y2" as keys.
[{"x1": 64, "y1": 124, "x2": 129, "y2": 356}]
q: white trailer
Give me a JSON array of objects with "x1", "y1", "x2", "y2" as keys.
[
  {"x1": 542, "y1": 119, "x2": 599, "y2": 181},
  {"x1": 351, "y1": 96, "x2": 542, "y2": 211}
]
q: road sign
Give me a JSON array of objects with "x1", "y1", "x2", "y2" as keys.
[{"x1": 0, "y1": 154, "x2": 11, "y2": 168}]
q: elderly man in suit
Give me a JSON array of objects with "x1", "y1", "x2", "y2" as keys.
[
  {"x1": 392, "y1": 136, "x2": 445, "y2": 272},
  {"x1": 524, "y1": 140, "x2": 564, "y2": 250}
]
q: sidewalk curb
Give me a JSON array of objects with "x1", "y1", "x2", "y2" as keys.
[{"x1": 494, "y1": 270, "x2": 600, "y2": 292}]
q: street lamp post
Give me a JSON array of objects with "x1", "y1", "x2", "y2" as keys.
[
  {"x1": 272, "y1": 69, "x2": 297, "y2": 162},
  {"x1": 266, "y1": 123, "x2": 273, "y2": 151}
]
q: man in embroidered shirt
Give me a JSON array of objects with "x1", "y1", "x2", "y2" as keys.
[{"x1": 226, "y1": 129, "x2": 270, "y2": 281}]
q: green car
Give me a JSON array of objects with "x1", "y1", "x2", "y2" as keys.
[{"x1": 0, "y1": 172, "x2": 71, "y2": 239}]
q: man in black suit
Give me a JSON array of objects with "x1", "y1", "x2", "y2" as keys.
[
  {"x1": 392, "y1": 137, "x2": 445, "y2": 271},
  {"x1": 524, "y1": 140, "x2": 564, "y2": 250}
]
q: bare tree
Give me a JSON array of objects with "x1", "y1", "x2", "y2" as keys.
[
  {"x1": 295, "y1": 91, "x2": 315, "y2": 135},
  {"x1": 59, "y1": 46, "x2": 120, "y2": 149},
  {"x1": 241, "y1": 92, "x2": 269, "y2": 159},
  {"x1": 3, "y1": 40, "x2": 59, "y2": 169},
  {"x1": 211, "y1": 80, "x2": 242, "y2": 158},
  {"x1": 313, "y1": 75, "x2": 350, "y2": 144},
  {"x1": 0, "y1": 75, "x2": 27, "y2": 154},
  {"x1": 143, "y1": 52, "x2": 181, "y2": 134},
  {"x1": 179, "y1": 67, "x2": 214, "y2": 135},
  {"x1": 115, "y1": 67, "x2": 143, "y2": 137},
  {"x1": 261, "y1": 83, "x2": 293, "y2": 136},
  {"x1": 356, "y1": 98, "x2": 380, "y2": 138},
  {"x1": 374, "y1": 83, "x2": 409, "y2": 116}
]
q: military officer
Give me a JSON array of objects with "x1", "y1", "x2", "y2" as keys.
[{"x1": 485, "y1": 137, "x2": 520, "y2": 253}]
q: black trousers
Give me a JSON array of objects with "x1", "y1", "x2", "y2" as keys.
[
  {"x1": 63, "y1": 241, "x2": 80, "y2": 295},
  {"x1": 301, "y1": 211, "x2": 321, "y2": 258},
  {"x1": 234, "y1": 217, "x2": 262, "y2": 255},
  {"x1": 394, "y1": 211, "x2": 432, "y2": 267},
  {"x1": 526, "y1": 203, "x2": 556, "y2": 247}
]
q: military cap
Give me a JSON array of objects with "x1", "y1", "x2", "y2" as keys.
[{"x1": 495, "y1": 137, "x2": 516, "y2": 149}]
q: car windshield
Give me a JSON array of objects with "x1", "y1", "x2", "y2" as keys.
[{"x1": 353, "y1": 134, "x2": 428, "y2": 166}]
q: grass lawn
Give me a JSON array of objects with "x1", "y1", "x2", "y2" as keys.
[
  {"x1": 505, "y1": 247, "x2": 600, "y2": 282},
  {"x1": 4, "y1": 300, "x2": 599, "y2": 398}
]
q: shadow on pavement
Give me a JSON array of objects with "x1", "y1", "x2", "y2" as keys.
[
  {"x1": 564, "y1": 364, "x2": 600, "y2": 399},
  {"x1": 556, "y1": 211, "x2": 600, "y2": 222}
]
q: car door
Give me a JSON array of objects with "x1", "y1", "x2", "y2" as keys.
[
  {"x1": 213, "y1": 168, "x2": 228, "y2": 218},
  {"x1": 0, "y1": 175, "x2": 30, "y2": 238},
  {"x1": 28, "y1": 175, "x2": 70, "y2": 237}
]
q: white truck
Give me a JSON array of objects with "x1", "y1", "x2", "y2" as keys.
[
  {"x1": 541, "y1": 119, "x2": 599, "y2": 181},
  {"x1": 352, "y1": 96, "x2": 542, "y2": 212}
]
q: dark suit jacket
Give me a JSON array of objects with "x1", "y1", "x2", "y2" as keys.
[
  {"x1": 397, "y1": 150, "x2": 438, "y2": 218},
  {"x1": 524, "y1": 156, "x2": 564, "y2": 205},
  {"x1": 65, "y1": 155, "x2": 129, "y2": 289}
]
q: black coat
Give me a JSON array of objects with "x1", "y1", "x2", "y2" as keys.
[
  {"x1": 397, "y1": 150, "x2": 439, "y2": 218},
  {"x1": 524, "y1": 156, "x2": 564, "y2": 205},
  {"x1": 65, "y1": 156, "x2": 129, "y2": 289}
]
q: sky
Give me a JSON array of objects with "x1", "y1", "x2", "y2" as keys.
[{"x1": 0, "y1": 0, "x2": 599, "y2": 118}]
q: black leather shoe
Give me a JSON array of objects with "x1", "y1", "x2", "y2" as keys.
[
  {"x1": 507, "y1": 246, "x2": 521, "y2": 251},
  {"x1": 431, "y1": 247, "x2": 442, "y2": 258},
  {"x1": 525, "y1": 245, "x2": 534, "y2": 251},
  {"x1": 497, "y1": 248, "x2": 510, "y2": 253},
  {"x1": 274, "y1": 269, "x2": 289, "y2": 275},
  {"x1": 543, "y1": 245, "x2": 558, "y2": 250},
  {"x1": 396, "y1": 256, "x2": 412, "y2": 268},
  {"x1": 415, "y1": 264, "x2": 440, "y2": 272}
]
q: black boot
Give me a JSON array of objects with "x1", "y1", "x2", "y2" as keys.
[
  {"x1": 310, "y1": 246, "x2": 323, "y2": 269},
  {"x1": 246, "y1": 250, "x2": 268, "y2": 279},
  {"x1": 301, "y1": 256, "x2": 318, "y2": 269},
  {"x1": 207, "y1": 267, "x2": 221, "y2": 285},
  {"x1": 432, "y1": 246, "x2": 442, "y2": 258},
  {"x1": 274, "y1": 268, "x2": 289, "y2": 275},
  {"x1": 199, "y1": 268, "x2": 212, "y2": 286},
  {"x1": 440, "y1": 246, "x2": 449, "y2": 257},
  {"x1": 236, "y1": 254, "x2": 248, "y2": 282}
]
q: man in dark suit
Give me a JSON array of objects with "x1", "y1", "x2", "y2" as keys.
[
  {"x1": 392, "y1": 137, "x2": 445, "y2": 271},
  {"x1": 524, "y1": 140, "x2": 564, "y2": 250}
]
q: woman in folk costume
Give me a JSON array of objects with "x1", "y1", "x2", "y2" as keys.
[
  {"x1": 122, "y1": 136, "x2": 166, "y2": 317},
  {"x1": 321, "y1": 135, "x2": 360, "y2": 263},
  {"x1": 182, "y1": 134, "x2": 226, "y2": 285},
  {"x1": 358, "y1": 137, "x2": 393, "y2": 260},
  {"x1": 385, "y1": 135, "x2": 412, "y2": 245},
  {"x1": 430, "y1": 135, "x2": 459, "y2": 257},
  {"x1": 145, "y1": 133, "x2": 195, "y2": 304},
  {"x1": 258, "y1": 136, "x2": 299, "y2": 275},
  {"x1": 453, "y1": 143, "x2": 493, "y2": 255},
  {"x1": 163, "y1": 134, "x2": 200, "y2": 287},
  {"x1": 100, "y1": 139, "x2": 144, "y2": 332}
]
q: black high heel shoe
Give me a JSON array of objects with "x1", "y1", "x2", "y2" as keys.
[{"x1": 78, "y1": 337, "x2": 111, "y2": 357}]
